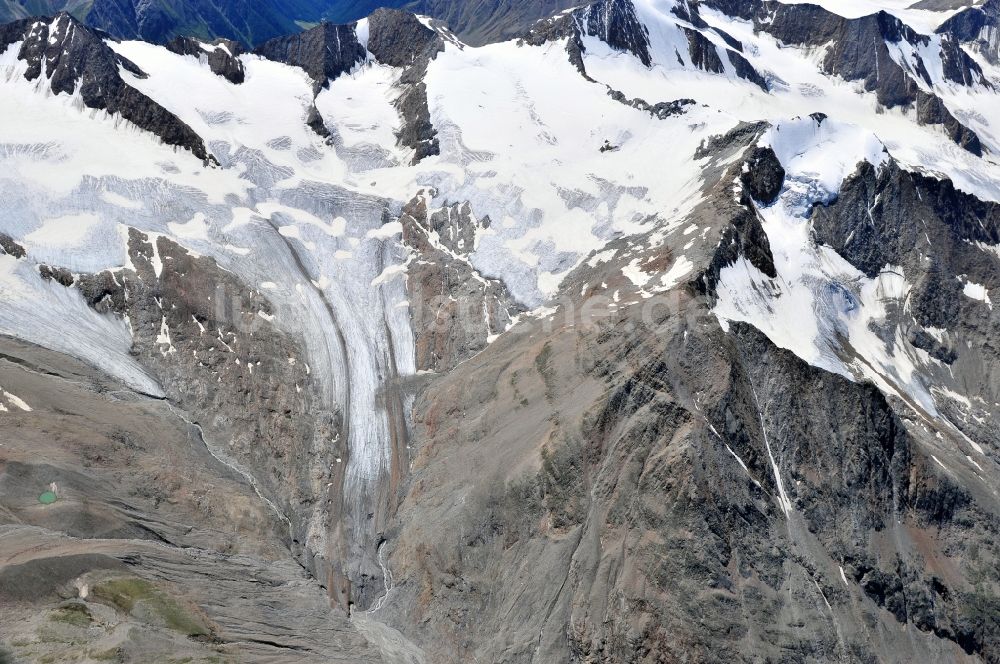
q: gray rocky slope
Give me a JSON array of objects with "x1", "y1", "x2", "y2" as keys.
[
  {"x1": 376, "y1": 125, "x2": 1000, "y2": 663},
  {"x1": 2, "y1": 0, "x2": 1000, "y2": 662}
]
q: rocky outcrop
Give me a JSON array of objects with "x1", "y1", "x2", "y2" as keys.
[
  {"x1": 812, "y1": 160, "x2": 1000, "y2": 280},
  {"x1": 606, "y1": 89, "x2": 695, "y2": 118},
  {"x1": 739, "y1": 146, "x2": 785, "y2": 205},
  {"x1": 691, "y1": 121, "x2": 779, "y2": 294},
  {"x1": 166, "y1": 35, "x2": 246, "y2": 84},
  {"x1": 938, "y1": 0, "x2": 1000, "y2": 64},
  {"x1": 37, "y1": 264, "x2": 74, "y2": 287},
  {"x1": 254, "y1": 10, "x2": 445, "y2": 163},
  {"x1": 915, "y1": 90, "x2": 983, "y2": 155},
  {"x1": 0, "y1": 233, "x2": 25, "y2": 259},
  {"x1": 683, "y1": 25, "x2": 768, "y2": 90},
  {"x1": 397, "y1": 191, "x2": 522, "y2": 373},
  {"x1": 254, "y1": 22, "x2": 366, "y2": 90},
  {"x1": 366, "y1": 8, "x2": 443, "y2": 67},
  {"x1": 0, "y1": 13, "x2": 213, "y2": 162},
  {"x1": 520, "y1": 9, "x2": 589, "y2": 77},
  {"x1": 368, "y1": 8, "x2": 445, "y2": 164},
  {"x1": 577, "y1": 0, "x2": 653, "y2": 66}
]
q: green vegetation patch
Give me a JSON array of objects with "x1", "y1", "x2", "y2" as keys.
[
  {"x1": 90, "y1": 647, "x2": 122, "y2": 661},
  {"x1": 48, "y1": 604, "x2": 92, "y2": 628},
  {"x1": 92, "y1": 577, "x2": 211, "y2": 637}
]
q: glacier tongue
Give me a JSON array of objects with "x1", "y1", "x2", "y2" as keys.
[{"x1": 2, "y1": 32, "x2": 423, "y2": 596}]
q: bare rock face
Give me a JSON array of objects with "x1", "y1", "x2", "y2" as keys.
[
  {"x1": 812, "y1": 160, "x2": 1000, "y2": 282},
  {"x1": 368, "y1": 8, "x2": 445, "y2": 163},
  {"x1": 520, "y1": 9, "x2": 588, "y2": 74},
  {"x1": 0, "y1": 234, "x2": 25, "y2": 259},
  {"x1": 939, "y1": 0, "x2": 1000, "y2": 64},
  {"x1": 810, "y1": 159, "x2": 1000, "y2": 422},
  {"x1": 543, "y1": 0, "x2": 768, "y2": 90},
  {"x1": 739, "y1": 146, "x2": 785, "y2": 204},
  {"x1": 367, "y1": 8, "x2": 443, "y2": 67},
  {"x1": 683, "y1": 25, "x2": 768, "y2": 90},
  {"x1": 254, "y1": 22, "x2": 366, "y2": 90},
  {"x1": 398, "y1": 191, "x2": 522, "y2": 373},
  {"x1": 37, "y1": 264, "x2": 74, "y2": 287},
  {"x1": 606, "y1": 89, "x2": 696, "y2": 118},
  {"x1": 578, "y1": 0, "x2": 653, "y2": 66},
  {"x1": 0, "y1": 13, "x2": 212, "y2": 163},
  {"x1": 166, "y1": 36, "x2": 246, "y2": 84},
  {"x1": 254, "y1": 9, "x2": 445, "y2": 163},
  {"x1": 695, "y1": 122, "x2": 779, "y2": 294},
  {"x1": 915, "y1": 91, "x2": 983, "y2": 155}
]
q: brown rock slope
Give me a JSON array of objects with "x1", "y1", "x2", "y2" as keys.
[{"x1": 372, "y1": 125, "x2": 1000, "y2": 663}]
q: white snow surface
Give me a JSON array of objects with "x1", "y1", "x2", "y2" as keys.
[
  {"x1": 579, "y1": 0, "x2": 1000, "y2": 205},
  {"x1": 714, "y1": 116, "x2": 939, "y2": 417}
]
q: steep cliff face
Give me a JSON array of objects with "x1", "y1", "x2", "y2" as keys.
[
  {"x1": 367, "y1": 8, "x2": 445, "y2": 162},
  {"x1": 939, "y1": 0, "x2": 1000, "y2": 63},
  {"x1": 398, "y1": 191, "x2": 522, "y2": 373},
  {"x1": 254, "y1": 21, "x2": 366, "y2": 88},
  {"x1": 809, "y1": 159, "x2": 1000, "y2": 462},
  {"x1": 536, "y1": 0, "x2": 769, "y2": 91}
]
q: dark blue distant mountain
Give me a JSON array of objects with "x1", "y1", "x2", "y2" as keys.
[
  {"x1": 0, "y1": 0, "x2": 351, "y2": 45},
  {"x1": 0, "y1": 0, "x2": 581, "y2": 46}
]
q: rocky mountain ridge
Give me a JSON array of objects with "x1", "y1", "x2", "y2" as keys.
[{"x1": 0, "y1": 13, "x2": 212, "y2": 161}]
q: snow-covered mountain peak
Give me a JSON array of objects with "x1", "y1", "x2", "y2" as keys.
[
  {"x1": 762, "y1": 114, "x2": 890, "y2": 204},
  {"x1": 0, "y1": 11, "x2": 214, "y2": 162}
]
